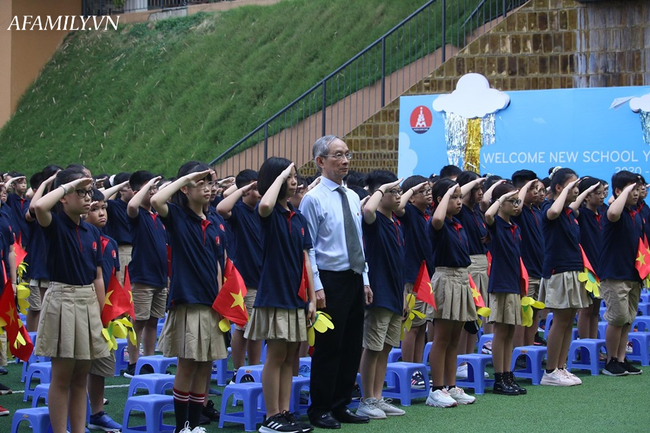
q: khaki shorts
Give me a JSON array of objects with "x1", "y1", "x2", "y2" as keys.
[
  {"x1": 28, "y1": 279, "x2": 49, "y2": 311},
  {"x1": 363, "y1": 307, "x2": 402, "y2": 352},
  {"x1": 600, "y1": 279, "x2": 641, "y2": 326},
  {"x1": 404, "y1": 283, "x2": 431, "y2": 327},
  {"x1": 89, "y1": 352, "x2": 116, "y2": 378},
  {"x1": 235, "y1": 287, "x2": 258, "y2": 332},
  {"x1": 118, "y1": 245, "x2": 133, "y2": 285},
  {"x1": 527, "y1": 277, "x2": 540, "y2": 301},
  {"x1": 132, "y1": 283, "x2": 168, "y2": 321}
]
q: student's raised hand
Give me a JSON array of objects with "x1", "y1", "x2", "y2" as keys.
[
  {"x1": 146, "y1": 176, "x2": 163, "y2": 189},
  {"x1": 280, "y1": 162, "x2": 295, "y2": 180},
  {"x1": 68, "y1": 177, "x2": 94, "y2": 191},
  {"x1": 380, "y1": 178, "x2": 403, "y2": 194},
  {"x1": 241, "y1": 181, "x2": 258, "y2": 193},
  {"x1": 360, "y1": 195, "x2": 370, "y2": 210},
  {"x1": 44, "y1": 173, "x2": 58, "y2": 186},
  {"x1": 583, "y1": 181, "x2": 601, "y2": 195},
  {"x1": 498, "y1": 190, "x2": 519, "y2": 204},
  {"x1": 307, "y1": 176, "x2": 321, "y2": 192},
  {"x1": 566, "y1": 178, "x2": 580, "y2": 191},
  {"x1": 185, "y1": 170, "x2": 212, "y2": 187},
  {"x1": 411, "y1": 181, "x2": 430, "y2": 194},
  {"x1": 6, "y1": 175, "x2": 26, "y2": 186},
  {"x1": 218, "y1": 176, "x2": 236, "y2": 186},
  {"x1": 622, "y1": 182, "x2": 637, "y2": 196},
  {"x1": 444, "y1": 183, "x2": 458, "y2": 197}
]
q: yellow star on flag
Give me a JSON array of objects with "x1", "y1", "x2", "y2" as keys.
[
  {"x1": 104, "y1": 290, "x2": 114, "y2": 306},
  {"x1": 7, "y1": 305, "x2": 15, "y2": 325},
  {"x1": 637, "y1": 252, "x2": 646, "y2": 266},
  {"x1": 427, "y1": 282, "x2": 433, "y2": 295},
  {"x1": 230, "y1": 289, "x2": 245, "y2": 310},
  {"x1": 471, "y1": 285, "x2": 480, "y2": 301}
]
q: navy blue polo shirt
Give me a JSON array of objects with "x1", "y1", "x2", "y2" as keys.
[
  {"x1": 161, "y1": 203, "x2": 225, "y2": 307},
  {"x1": 487, "y1": 216, "x2": 522, "y2": 294},
  {"x1": 513, "y1": 205, "x2": 545, "y2": 279},
  {"x1": 398, "y1": 203, "x2": 434, "y2": 283},
  {"x1": 457, "y1": 204, "x2": 488, "y2": 255},
  {"x1": 207, "y1": 206, "x2": 231, "y2": 259},
  {"x1": 0, "y1": 211, "x2": 14, "y2": 277},
  {"x1": 100, "y1": 235, "x2": 120, "y2": 289},
  {"x1": 363, "y1": 212, "x2": 405, "y2": 315},
  {"x1": 578, "y1": 208, "x2": 603, "y2": 276},
  {"x1": 429, "y1": 216, "x2": 471, "y2": 268},
  {"x1": 0, "y1": 206, "x2": 15, "y2": 244},
  {"x1": 42, "y1": 212, "x2": 101, "y2": 285},
  {"x1": 128, "y1": 207, "x2": 167, "y2": 288},
  {"x1": 541, "y1": 200, "x2": 582, "y2": 278},
  {"x1": 24, "y1": 221, "x2": 49, "y2": 281},
  {"x1": 255, "y1": 202, "x2": 313, "y2": 310},
  {"x1": 599, "y1": 207, "x2": 643, "y2": 281},
  {"x1": 104, "y1": 199, "x2": 132, "y2": 245},
  {"x1": 6, "y1": 194, "x2": 30, "y2": 247},
  {"x1": 226, "y1": 200, "x2": 262, "y2": 288},
  {"x1": 0, "y1": 232, "x2": 8, "y2": 290}
]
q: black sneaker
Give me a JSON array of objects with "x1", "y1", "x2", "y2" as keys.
[
  {"x1": 0, "y1": 366, "x2": 8, "y2": 375},
  {"x1": 602, "y1": 358, "x2": 629, "y2": 376},
  {"x1": 199, "y1": 412, "x2": 211, "y2": 425},
  {"x1": 241, "y1": 374, "x2": 254, "y2": 383},
  {"x1": 140, "y1": 363, "x2": 155, "y2": 375},
  {"x1": 351, "y1": 384, "x2": 361, "y2": 401},
  {"x1": 411, "y1": 371, "x2": 426, "y2": 389},
  {"x1": 534, "y1": 334, "x2": 547, "y2": 346},
  {"x1": 0, "y1": 383, "x2": 12, "y2": 395},
  {"x1": 515, "y1": 356, "x2": 527, "y2": 370},
  {"x1": 229, "y1": 372, "x2": 238, "y2": 385},
  {"x1": 259, "y1": 412, "x2": 301, "y2": 433},
  {"x1": 123, "y1": 363, "x2": 136, "y2": 378},
  {"x1": 202, "y1": 400, "x2": 220, "y2": 421},
  {"x1": 283, "y1": 411, "x2": 314, "y2": 433},
  {"x1": 621, "y1": 358, "x2": 643, "y2": 375}
]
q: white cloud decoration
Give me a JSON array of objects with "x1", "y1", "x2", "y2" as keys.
[
  {"x1": 630, "y1": 93, "x2": 650, "y2": 113},
  {"x1": 398, "y1": 132, "x2": 418, "y2": 178},
  {"x1": 432, "y1": 73, "x2": 510, "y2": 118}
]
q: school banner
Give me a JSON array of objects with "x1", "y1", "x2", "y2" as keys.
[{"x1": 398, "y1": 85, "x2": 650, "y2": 180}]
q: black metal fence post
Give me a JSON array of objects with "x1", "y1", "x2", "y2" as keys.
[
  {"x1": 264, "y1": 123, "x2": 268, "y2": 161},
  {"x1": 321, "y1": 81, "x2": 327, "y2": 137},
  {"x1": 441, "y1": 0, "x2": 446, "y2": 63},
  {"x1": 381, "y1": 37, "x2": 386, "y2": 108}
]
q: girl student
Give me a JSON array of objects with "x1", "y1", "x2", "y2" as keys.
[
  {"x1": 426, "y1": 178, "x2": 478, "y2": 408},
  {"x1": 538, "y1": 167, "x2": 592, "y2": 387},
  {"x1": 150, "y1": 161, "x2": 228, "y2": 433},
  {"x1": 33, "y1": 167, "x2": 109, "y2": 433},
  {"x1": 570, "y1": 177, "x2": 605, "y2": 340},
  {"x1": 245, "y1": 157, "x2": 316, "y2": 433},
  {"x1": 483, "y1": 182, "x2": 527, "y2": 396}
]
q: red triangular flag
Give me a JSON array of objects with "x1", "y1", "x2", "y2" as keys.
[
  {"x1": 101, "y1": 270, "x2": 135, "y2": 327},
  {"x1": 0, "y1": 279, "x2": 34, "y2": 362},
  {"x1": 122, "y1": 266, "x2": 136, "y2": 319},
  {"x1": 14, "y1": 241, "x2": 27, "y2": 267},
  {"x1": 635, "y1": 236, "x2": 650, "y2": 280},
  {"x1": 298, "y1": 256, "x2": 309, "y2": 303},
  {"x1": 469, "y1": 274, "x2": 486, "y2": 308},
  {"x1": 520, "y1": 258, "x2": 529, "y2": 296},
  {"x1": 579, "y1": 244, "x2": 600, "y2": 281},
  {"x1": 212, "y1": 259, "x2": 248, "y2": 327},
  {"x1": 414, "y1": 261, "x2": 436, "y2": 311},
  {"x1": 486, "y1": 251, "x2": 492, "y2": 277}
]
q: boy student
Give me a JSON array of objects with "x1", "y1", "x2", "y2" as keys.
[
  {"x1": 84, "y1": 189, "x2": 123, "y2": 432},
  {"x1": 5, "y1": 173, "x2": 30, "y2": 247},
  {"x1": 599, "y1": 170, "x2": 644, "y2": 376},
  {"x1": 396, "y1": 175, "x2": 433, "y2": 389},
  {"x1": 103, "y1": 172, "x2": 134, "y2": 285},
  {"x1": 0, "y1": 182, "x2": 17, "y2": 381},
  {"x1": 123, "y1": 171, "x2": 168, "y2": 378},
  {"x1": 216, "y1": 169, "x2": 264, "y2": 379},
  {"x1": 357, "y1": 170, "x2": 407, "y2": 419}
]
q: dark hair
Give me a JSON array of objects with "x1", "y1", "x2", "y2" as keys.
[
  {"x1": 344, "y1": 170, "x2": 366, "y2": 189},
  {"x1": 365, "y1": 170, "x2": 398, "y2": 193},
  {"x1": 456, "y1": 171, "x2": 480, "y2": 187},
  {"x1": 114, "y1": 172, "x2": 131, "y2": 185},
  {"x1": 402, "y1": 175, "x2": 428, "y2": 192},
  {"x1": 235, "y1": 169, "x2": 258, "y2": 189},
  {"x1": 611, "y1": 170, "x2": 641, "y2": 198},
  {"x1": 91, "y1": 188, "x2": 105, "y2": 203},
  {"x1": 129, "y1": 170, "x2": 155, "y2": 191},
  {"x1": 439, "y1": 165, "x2": 462, "y2": 179},
  {"x1": 29, "y1": 172, "x2": 44, "y2": 190},
  {"x1": 511, "y1": 169, "x2": 538, "y2": 188},
  {"x1": 431, "y1": 178, "x2": 458, "y2": 205},
  {"x1": 11, "y1": 171, "x2": 25, "y2": 178},
  {"x1": 483, "y1": 175, "x2": 503, "y2": 192},
  {"x1": 53, "y1": 168, "x2": 86, "y2": 213},
  {"x1": 257, "y1": 157, "x2": 293, "y2": 199},
  {"x1": 550, "y1": 167, "x2": 577, "y2": 194},
  {"x1": 349, "y1": 185, "x2": 368, "y2": 200},
  {"x1": 42, "y1": 165, "x2": 62, "y2": 179},
  {"x1": 171, "y1": 161, "x2": 211, "y2": 208},
  {"x1": 578, "y1": 177, "x2": 601, "y2": 194},
  {"x1": 541, "y1": 177, "x2": 551, "y2": 188},
  {"x1": 492, "y1": 181, "x2": 516, "y2": 202}
]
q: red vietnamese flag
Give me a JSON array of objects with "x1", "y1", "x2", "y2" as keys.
[
  {"x1": 469, "y1": 274, "x2": 486, "y2": 308},
  {"x1": 635, "y1": 236, "x2": 650, "y2": 280},
  {"x1": 212, "y1": 259, "x2": 248, "y2": 327},
  {"x1": 0, "y1": 279, "x2": 33, "y2": 362},
  {"x1": 101, "y1": 270, "x2": 135, "y2": 327},
  {"x1": 520, "y1": 258, "x2": 529, "y2": 296},
  {"x1": 122, "y1": 266, "x2": 136, "y2": 319},
  {"x1": 298, "y1": 255, "x2": 309, "y2": 303},
  {"x1": 579, "y1": 245, "x2": 600, "y2": 281},
  {"x1": 413, "y1": 261, "x2": 436, "y2": 311},
  {"x1": 486, "y1": 251, "x2": 492, "y2": 277},
  {"x1": 14, "y1": 240, "x2": 27, "y2": 266}
]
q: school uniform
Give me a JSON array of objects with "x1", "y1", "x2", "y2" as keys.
[
  {"x1": 157, "y1": 203, "x2": 227, "y2": 362},
  {"x1": 6, "y1": 194, "x2": 30, "y2": 247},
  {"x1": 246, "y1": 202, "x2": 312, "y2": 342},
  {"x1": 36, "y1": 212, "x2": 109, "y2": 360},
  {"x1": 457, "y1": 203, "x2": 489, "y2": 304},
  {"x1": 578, "y1": 207, "x2": 603, "y2": 278},
  {"x1": 513, "y1": 204, "x2": 544, "y2": 300},
  {"x1": 428, "y1": 217, "x2": 477, "y2": 322},
  {"x1": 24, "y1": 221, "x2": 50, "y2": 311},
  {"x1": 362, "y1": 211, "x2": 405, "y2": 351},
  {"x1": 104, "y1": 199, "x2": 132, "y2": 282},
  {"x1": 487, "y1": 216, "x2": 522, "y2": 325},
  {"x1": 539, "y1": 200, "x2": 591, "y2": 310}
]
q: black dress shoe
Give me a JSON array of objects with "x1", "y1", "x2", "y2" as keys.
[
  {"x1": 332, "y1": 408, "x2": 370, "y2": 424},
  {"x1": 0, "y1": 367, "x2": 7, "y2": 375},
  {"x1": 309, "y1": 412, "x2": 341, "y2": 429}
]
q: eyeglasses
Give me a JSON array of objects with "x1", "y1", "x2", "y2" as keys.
[
  {"x1": 504, "y1": 199, "x2": 522, "y2": 206},
  {"x1": 387, "y1": 189, "x2": 402, "y2": 197},
  {"x1": 418, "y1": 189, "x2": 432, "y2": 195},
  {"x1": 321, "y1": 152, "x2": 353, "y2": 160},
  {"x1": 75, "y1": 189, "x2": 93, "y2": 198}
]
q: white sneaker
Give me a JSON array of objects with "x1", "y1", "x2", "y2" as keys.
[
  {"x1": 483, "y1": 371, "x2": 490, "y2": 378},
  {"x1": 560, "y1": 368, "x2": 582, "y2": 385},
  {"x1": 456, "y1": 364, "x2": 468, "y2": 379},
  {"x1": 448, "y1": 386, "x2": 476, "y2": 405},
  {"x1": 191, "y1": 428, "x2": 207, "y2": 433},
  {"x1": 540, "y1": 369, "x2": 574, "y2": 386},
  {"x1": 375, "y1": 398, "x2": 405, "y2": 416},
  {"x1": 177, "y1": 422, "x2": 192, "y2": 433},
  {"x1": 426, "y1": 389, "x2": 457, "y2": 408},
  {"x1": 356, "y1": 398, "x2": 387, "y2": 419}
]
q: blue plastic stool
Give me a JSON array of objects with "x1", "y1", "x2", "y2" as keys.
[
  {"x1": 387, "y1": 348, "x2": 402, "y2": 363},
  {"x1": 114, "y1": 338, "x2": 129, "y2": 377},
  {"x1": 455, "y1": 354, "x2": 494, "y2": 395},
  {"x1": 567, "y1": 338, "x2": 606, "y2": 375},
  {"x1": 627, "y1": 332, "x2": 650, "y2": 366},
  {"x1": 641, "y1": 292, "x2": 650, "y2": 303},
  {"x1": 236, "y1": 364, "x2": 265, "y2": 383},
  {"x1": 31, "y1": 383, "x2": 51, "y2": 407},
  {"x1": 638, "y1": 302, "x2": 650, "y2": 316},
  {"x1": 598, "y1": 322, "x2": 608, "y2": 339},
  {"x1": 382, "y1": 362, "x2": 430, "y2": 406},
  {"x1": 128, "y1": 373, "x2": 175, "y2": 396},
  {"x1": 572, "y1": 328, "x2": 580, "y2": 340},
  {"x1": 218, "y1": 382, "x2": 266, "y2": 432},
  {"x1": 135, "y1": 355, "x2": 177, "y2": 375},
  {"x1": 11, "y1": 407, "x2": 51, "y2": 433},
  {"x1": 599, "y1": 306, "x2": 607, "y2": 321},
  {"x1": 511, "y1": 346, "x2": 547, "y2": 385},
  {"x1": 543, "y1": 312, "x2": 554, "y2": 341},
  {"x1": 290, "y1": 375, "x2": 310, "y2": 415},
  {"x1": 478, "y1": 333, "x2": 494, "y2": 352},
  {"x1": 122, "y1": 394, "x2": 175, "y2": 433},
  {"x1": 213, "y1": 349, "x2": 234, "y2": 386},
  {"x1": 633, "y1": 316, "x2": 650, "y2": 332},
  {"x1": 24, "y1": 361, "x2": 52, "y2": 402},
  {"x1": 422, "y1": 342, "x2": 433, "y2": 371}
]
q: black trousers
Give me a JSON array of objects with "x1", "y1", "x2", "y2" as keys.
[{"x1": 308, "y1": 270, "x2": 364, "y2": 418}]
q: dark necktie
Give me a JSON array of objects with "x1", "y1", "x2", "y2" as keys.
[{"x1": 336, "y1": 186, "x2": 366, "y2": 275}]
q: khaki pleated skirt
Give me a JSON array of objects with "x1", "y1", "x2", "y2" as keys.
[
  {"x1": 156, "y1": 304, "x2": 228, "y2": 361},
  {"x1": 35, "y1": 282, "x2": 109, "y2": 360},
  {"x1": 245, "y1": 307, "x2": 307, "y2": 342},
  {"x1": 488, "y1": 292, "x2": 522, "y2": 325},
  {"x1": 469, "y1": 254, "x2": 489, "y2": 306},
  {"x1": 539, "y1": 271, "x2": 592, "y2": 310},
  {"x1": 429, "y1": 267, "x2": 478, "y2": 322}
]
